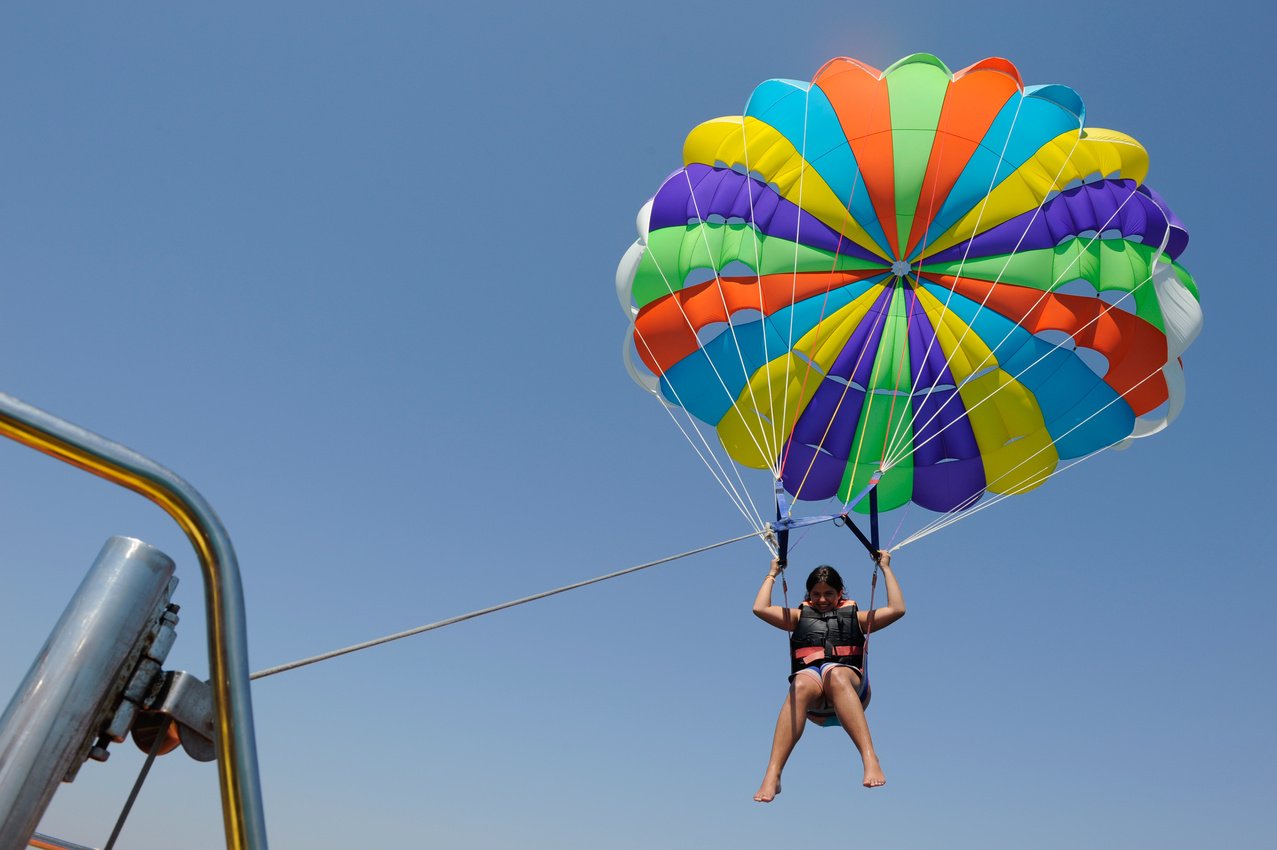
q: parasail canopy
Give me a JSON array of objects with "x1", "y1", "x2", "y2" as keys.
[{"x1": 617, "y1": 53, "x2": 1201, "y2": 531}]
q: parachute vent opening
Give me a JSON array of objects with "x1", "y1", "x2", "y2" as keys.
[
  {"x1": 1055, "y1": 279, "x2": 1099, "y2": 298},
  {"x1": 730, "y1": 308, "x2": 764, "y2": 327},
  {"x1": 916, "y1": 383, "x2": 956, "y2": 395},
  {"x1": 1061, "y1": 177, "x2": 1085, "y2": 192},
  {"x1": 727, "y1": 162, "x2": 771, "y2": 186},
  {"x1": 966, "y1": 365, "x2": 1000, "y2": 384},
  {"x1": 1032, "y1": 328, "x2": 1109, "y2": 377},
  {"x1": 684, "y1": 267, "x2": 719, "y2": 287},
  {"x1": 819, "y1": 372, "x2": 864, "y2": 390},
  {"x1": 719, "y1": 260, "x2": 759, "y2": 280},
  {"x1": 1074, "y1": 347, "x2": 1110, "y2": 378},
  {"x1": 1098, "y1": 288, "x2": 1137, "y2": 314},
  {"x1": 1036, "y1": 329, "x2": 1075, "y2": 350},
  {"x1": 695, "y1": 321, "x2": 729, "y2": 346},
  {"x1": 792, "y1": 350, "x2": 830, "y2": 378}
]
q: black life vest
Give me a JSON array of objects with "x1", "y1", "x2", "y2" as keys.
[{"x1": 789, "y1": 602, "x2": 865, "y2": 675}]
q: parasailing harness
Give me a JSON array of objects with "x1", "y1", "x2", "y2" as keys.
[{"x1": 768, "y1": 477, "x2": 885, "y2": 726}]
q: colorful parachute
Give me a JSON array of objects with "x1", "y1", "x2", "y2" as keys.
[{"x1": 617, "y1": 54, "x2": 1201, "y2": 521}]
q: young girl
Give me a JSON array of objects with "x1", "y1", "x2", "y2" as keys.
[{"x1": 751, "y1": 553, "x2": 905, "y2": 801}]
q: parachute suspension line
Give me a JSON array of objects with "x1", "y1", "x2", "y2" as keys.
[
  {"x1": 881, "y1": 500, "x2": 915, "y2": 551},
  {"x1": 882, "y1": 102, "x2": 1100, "y2": 467},
  {"x1": 893, "y1": 123, "x2": 1154, "y2": 469},
  {"x1": 736, "y1": 115, "x2": 780, "y2": 470},
  {"x1": 881, "y1": 138, "x2": 1147, "y2": 472},
  {"x1": 838, "y1": 308, "x2": 896, "y2": 514},
  {"x1": 779, "y1": 82, "x2": 815, "y2": 479},
  {"x1": 633, "y1": 329, "x2": 769, "y2": 531},
  {"x1": 891, "y1": 361, "x2": 1167, "y2": 549},
  {"x1": 882, "y1": 238, "x2": 1160, "y2": 475},
  {"x1": 682, "y1": 167, "x2": 783, "y2": 469},
  {"x1": 878, "y1": 94, "x2": 1033, "y2": 464},
  {"x1": 876, "y1": 278, "x2": 920, "y2": 473},
  {"x1": 892, "y1": 446, "x2": 1112, "y2": 549},
  {"x1": 782, "y1": 283, "x2": 893, "y2": 505},
  {"x1": 876, "y1": 105, "x2": 956, "y2": 466},
  {"x1": 251, "y1": 529, "x2": 768, "y2": 681},
  {"x1": 777, "y1": 155, "x2": 874, "y2": 499},
  {"x1": 634, "y1": 210, "x2": 782, "y2": 475},
  {"x1": 657, "y1": 398, "x2": 769, "y2": 532}
]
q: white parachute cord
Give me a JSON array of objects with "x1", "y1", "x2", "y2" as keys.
[
  {"x1": 774, "y1": 278, "x2": 893, "y2": 509},
  {"x1": 632, "y1": 326, "x2": 769, "y2": 531},
  {"x1": 883, "y1": 208, "x2": 1161, "y2": 475},
  {"x1": 658, "y1": 401, "x2": 770, "y2": 533},
  {"x1": 886, "y1": 162, "x2": 1156, "y2": 471},
  {"x1": 882, "y1": 130, "x2": 1088, "y2": 467},
  {"x1": 776, "y1": 199, "x2": 879, "y2": 503},
  {"x1": 890, "y1": 446, "x2": 1110, "y2": 550},
  {"x1": 879, "y1": 93, "x2": 1032, "y2": 464},
  {"x1": 682, "y1": 164, "x2": 783, "y2": 469},
  {"x1": 631, "y1": 230, "x2": 782, "y2": 479},
  {"x1": 890, "y1": 359, "x2": 1166, "y2": 549},
  {"x1": 736, "y1": 111, "x2": 779, "y2": 470}
]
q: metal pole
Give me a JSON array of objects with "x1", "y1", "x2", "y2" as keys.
[
  {"x1": 0, "y1": 538, "x2": 174, "y2": 850},
  {"x1": 0, "y1": 393, "x2": 267, "y2": 850},
  {"x1": 29, "y1": 834, "x2": 97, "y2": 850}
]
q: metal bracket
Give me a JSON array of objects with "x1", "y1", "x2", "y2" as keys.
[
  {"x1": 131, "y1": 671, "x2": 216, "y2": 763},
  {"x1": 70, "y1": 585, "x2": 180, "y2": 781}
]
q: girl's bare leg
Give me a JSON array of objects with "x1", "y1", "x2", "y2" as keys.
[
  {"x1": 823, "y1": 666, "x2": 885, "y2": 787},
  {"x1": 754, "y1": 674, "x2": 822, "y2": 802}
]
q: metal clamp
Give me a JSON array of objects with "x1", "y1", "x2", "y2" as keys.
[{"x1": 131, "y1": 671, "x2": 216, "y2": 763}]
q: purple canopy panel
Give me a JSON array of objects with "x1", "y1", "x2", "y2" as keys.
[
  {"x1": 790, "y1": 378, "x2": 869, "y2": 459},
  {"x1": 826, "y1": 286, "x2": 895, "y2": 384},
  {"x1": 904, "y1": 287, "x2": 955, "y2": 391},
  {"x1": 899, "y1": 287, "x2": 986, "y2": 511},
  {"x1": 903, "y1": 289, "x2": 982, "y2": 463},
  {"x1": 780, "y1": 440, "x2": 847, "y2": 501},
  {"x1": 910, "y1": 388, "x2": 982, "y2": 466},
  {"x1": 1137, "y1": 184, "x2": 1189, "y2": 258},
  {"x1": 912, "y1": 458, "x2": 987, "y2": 512},
  {"x1": 926, "y1": 179, "x2": 1185, "y2": 263},
  {"x1": 647, "y1": 165, "x2": 884, "y2": 262}
]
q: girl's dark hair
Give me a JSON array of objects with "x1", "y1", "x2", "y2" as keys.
[{"x1": 805, "y1": 565, "x2": 845, "y2": 597}]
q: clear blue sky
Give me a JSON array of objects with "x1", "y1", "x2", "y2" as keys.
[{"x1": 1, "y1": 2, "x2": 1271, "y2": 848}]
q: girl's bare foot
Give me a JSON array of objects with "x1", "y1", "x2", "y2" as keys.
[
  {"x1": 753, "y1": 775, "x2": 782, "y2": 802},
  {"x1": 862, "y1": 754, "x2": 885, "y2": 787}
]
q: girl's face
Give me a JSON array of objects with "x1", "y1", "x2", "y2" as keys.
[{"x1": 807, "y1": 581, "x2": 842, "y2": 613}]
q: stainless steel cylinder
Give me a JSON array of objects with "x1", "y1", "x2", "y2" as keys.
[{"x1": 0, "y1": 537, "x2": 176, "y2": 850}]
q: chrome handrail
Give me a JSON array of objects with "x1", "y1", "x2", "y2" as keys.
[{"x1": 0, "y1": 393, "x2": 267, "y2": 850}]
